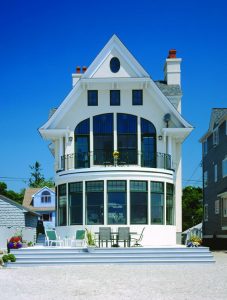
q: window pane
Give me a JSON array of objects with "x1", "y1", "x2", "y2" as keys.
[
  {"x1": 88, "y1": 90, "x2": 98, "y2": 106},
  {"x1": 110, "y1": 90, "x2": 120, "y2": 106},
  {"x1": 93, "y1": 114, "x2": 113, "y2": 165},
  {"x1": 108, "y1": 192, "x2": 127, "y2": 224},
  {"x1": 117, "y1": 114, "x2": 137, "y2": 165},
  {"x1": 75, "y1": 119, "x2": 90, "y2": 168},
  {"x1": 130, "y1": 181, "x2": 147, "y2": 224},
  {"x1": 69, "y1": 182, "x2": 83, "y2": 225},
  {"x1": 132, "y1": 90, "x2": 143, "y2": 105},
  {"x1": 107, "y1": 180, "x2": 126, "y2": 192},
  {"x1": 166, "y1": 183, "x2": 174, "y2": 225},
  {"x1": 86, "y1": 181, "x2": 104, "y2": 225},
  {"x1": 151, "y1": 181, "x2": 164, "y2": 224},
  {"x1": 58, "y1": 184, "x2": 66, "y2": 226}
]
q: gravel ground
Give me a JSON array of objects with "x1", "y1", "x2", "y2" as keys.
[{"x1": 0, "y1": 251, "x2": 227, "y2": 300}]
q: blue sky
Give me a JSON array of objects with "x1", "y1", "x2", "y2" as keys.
[{"x1": 0, "y1": 0, "x2": 227, "y2": 192}]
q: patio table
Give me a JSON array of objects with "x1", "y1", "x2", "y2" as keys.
[{"x1": 95, "y1": 231, "x2": 137, "y2": 247}]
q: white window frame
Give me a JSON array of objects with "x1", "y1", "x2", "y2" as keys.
[
  {"x1": 215, "y1": 199, "x2": 219, "y2": 214},
  {"x1": 204, "y1": 171, "x2": 208, "y2": 187},
  {"x1": 204, "y1": 204, "x2": 208, "y2": 221},
  {"x1": 213, "y1": 128, "x2": 219, "y2": 146},
  {"x1": 214, "y1": 164, "x2": 218, "y2": 182},
  {"x1": 222, "y1": 158, "x2": 227, "y2": 178}
]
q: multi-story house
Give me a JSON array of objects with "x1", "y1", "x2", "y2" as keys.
[
  {"x1": 23, "y1": 186, "x2": 56, "y2": 229},
  {"x1": 200, "y1": 108, "x2": 227, "y2": 249},
  {"x1": 39, "y1": 35, "x2": 192, "y2": 245}
]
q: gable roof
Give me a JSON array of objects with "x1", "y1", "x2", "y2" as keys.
[
  {"x1": 39, "y1": 34, "x2": 193, "y2": 132},
  {"x1": 23, "y1": 187, "x2": 55, "y2": 210},
  {"x1": 200, "y1": 108, "x2": 227, "y2": 142},
  {"x1": 0, "y1": 194, "x2": 39, "y2": 216}
]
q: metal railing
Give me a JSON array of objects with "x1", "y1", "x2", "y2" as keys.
[{"x1": 59, "y1": 151, "x2": 172, "y2": 171}]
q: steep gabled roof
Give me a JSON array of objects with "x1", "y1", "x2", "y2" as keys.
[
  {"x1": 23, "y1": 187, "x2": 55, "y2": 209},
  {"x1": 39, "y1": 34, "x2": 193, "y2": 132},
  {"x1": 200, "y1": 108, "x2": 227, "y2": 142}
]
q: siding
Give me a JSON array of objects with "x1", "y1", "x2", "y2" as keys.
[{"x1": 0, "y1": 198, "x2": 25, "y2": 227}]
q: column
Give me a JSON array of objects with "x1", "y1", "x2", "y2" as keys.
[
  {"x1": 83, "y1": 181, "x2": 86, "y2": 225},
  {"x1": 127, "y1": 180, "x2": 130, "y2": 225},
  {"x1": 59, "y1": 137, "x2": 63, "y2": 169},
  {"x1": 90, "y1": 117, "x2": 93, "y2": 167}
]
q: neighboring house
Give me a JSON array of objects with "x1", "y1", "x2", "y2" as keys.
[
  {"x1": 0, "y1": 194, "x2": 39, "y2": 227},
  {"x1": 200, "y1": 108, "x2": 227, "y2": 249},
  {"x1": 23, "y1": 187, "x2": 56, "y2": 228},
  {"x1": 39, "y1": 35, "x2": 193, "y2": 245}
]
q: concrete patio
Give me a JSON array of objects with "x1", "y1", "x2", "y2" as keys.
[{"x1": 0, "y1": 251, "x2": 226, "y2": 299}]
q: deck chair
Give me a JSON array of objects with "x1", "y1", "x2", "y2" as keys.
[
  {"x1": 45, "y1": 229, "x2": 64, "y2": 247},
  {"x1": 71, "y1": 230, "x2": 86, "y2": 247},
  {"x1": 131, "y1": 227, "x2": 145, "y2": 247},
  {"x1": 117, "y1": 227, "x2": 131, "y2": 247},
  {"x1": 99, "y1": 227, "x2": 112, "y2": 247}
]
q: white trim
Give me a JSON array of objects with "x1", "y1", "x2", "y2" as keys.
[
  {"x1": 217, "y1": 234, "x2": 227, "y2": 238},
  {"x1": 203, "y1": 235, "x2": 213, "y2": 238}
]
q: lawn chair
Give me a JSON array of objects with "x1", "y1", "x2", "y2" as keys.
[
  {"x1": 71, "y1": 230, "x2": 86, "y2": 247},
  {"x1": 117, "y1": 227, "x2": 131, "y2": 247},
  {"x1": 45, "y1": 229, "x2": 64, "y2": 247},
  {"x1": 99, "y1": 227, "x2": 112, "y2": 247},
  {"x1": 131, "y1": 227, "x2": 145, "y2": 247}
]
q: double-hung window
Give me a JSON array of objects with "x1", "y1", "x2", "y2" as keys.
[
  {"x1": 110, "y1": 90, "x2": 120, "y2": 106},
  {"x1": 88, "y1": 90, "x2": 98, "y2": 106}
]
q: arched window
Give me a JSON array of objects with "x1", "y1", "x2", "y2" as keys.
[
  {"x1": 117, "y1": 113, "x2": 137, "y2": 164},
  {"x1": 93, "y1": 114, "x2": 113, "y2": 165},
  {"x1": 141, "y1": 118, "x2": 156, "y2": 167},
  {"x1": 41, "y1": 191, "x2": 51, "y2": 203},
  {"x1": 75, "y1": 118, "x2": 90, "y2": 168}
]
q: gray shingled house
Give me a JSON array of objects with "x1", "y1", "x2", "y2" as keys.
[{"x1": 0, "y1": 194, "x2": 39, "y2": 228}]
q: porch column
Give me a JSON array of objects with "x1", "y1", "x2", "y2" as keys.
[
  {"x1": 167, "y1": 135, "x2": 172, "y2": 168},
  {"x1": 90, "y1": 117, "x2": 94, "y2": 167}
]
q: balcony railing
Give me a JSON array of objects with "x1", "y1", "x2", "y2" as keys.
[{"x1": 59, "y1": 151, "x2": 172, "y2": 171}]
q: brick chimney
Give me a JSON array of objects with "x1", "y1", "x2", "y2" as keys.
[
  {"x1": 72, "y1": 66, "x2": 83, "y2": 87},
  {"x1": 164, "y1": 49, "x2": 182, "y2": 86}
]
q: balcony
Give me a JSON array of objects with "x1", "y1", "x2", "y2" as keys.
[{"x1": 59, "y1": 151, "x2": 172, "y2": 172}]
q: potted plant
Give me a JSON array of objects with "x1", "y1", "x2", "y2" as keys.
[
  {"x1": 187, "y1": 235, "x2": 202, "y2": 247},
  {"x1": 85, "y1": 228, "x2": 96, "y2": 252}
]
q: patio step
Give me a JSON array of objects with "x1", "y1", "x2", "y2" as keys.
[{"x1": 7, "y1": 246, "x2": 215, "y2": 267}]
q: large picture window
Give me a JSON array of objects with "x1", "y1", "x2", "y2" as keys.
[
  {"x1": 107, "y1": 181, "x2": 127, "y2": 224},
  {"x1": 93, "y1": 114, "x2": 113, "y2": 165},
  {"x1": 75, "y1": 119, "x2": 90, "y2": 168},
  {"x1": 117, "y1": 113, "x2": 137, "y2": 165},
  {"x1": 130, "y1": 181, "x2": 148, "y2": 224},
  {"x1": 141, "y1": 118, "x2": 156, "y2": 167},
  {"x1": 86, "y1": 181, "x2": 104, "y2": 225},
  {"x1": 58, "y1": 184, "x2": 67, "y2": 226},
  {"x1": 151, "y1": 182, "x2": 164, "y2": 224},
  {"x1": 69, "y1": 182, "x2": 83, "y2": 225},
  {"x1": 166, "y1": 183, "x2": 174, "y2": 225}
]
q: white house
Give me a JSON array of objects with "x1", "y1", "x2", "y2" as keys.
[
  {"x1": 23, "y1": 186, "x2": 56, "y2": 228},
  {"x1": 39, "y1": 35, "x2": 193, "y2": 245}
]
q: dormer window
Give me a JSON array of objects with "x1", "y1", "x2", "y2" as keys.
[
  {"x1": 88, "y1": 90, "x2": 98, "y2": 106},
  {"x1": 41, "y1": 191, "x2": 51, "y2": 203}
]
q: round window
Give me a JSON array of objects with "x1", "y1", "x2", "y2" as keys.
[{"x1": 110, "y1": 57, "x2": 120, "y2": 73}]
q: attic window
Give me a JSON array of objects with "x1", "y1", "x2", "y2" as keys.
[{"x1": 110, "y1": 57, "x2": 120, "y2": 73}]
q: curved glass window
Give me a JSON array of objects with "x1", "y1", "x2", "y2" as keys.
[
  {"x1": 151, "y1": 182, "x2": 164, "y2": 224},
  {"x1": 130, "y1": 181, "x2": 148, "y2": 224},
  {"x1": 58, "y1": 184, "x2": 67, "y2": 226},
  {"x1": 93, "y1": 114, "x2": 113, "y2": 165},
  {"x1": 141, "y1": 118, "x2": 156, "y2": 167},
  {"x1": 107, "y1": 181, "x2": 127, "y2": 224},
  {"x1": 75, "y1": 119, "x2": 90, "y2": 168},
  {"x1": 41, "y1": 191, "x2": 51, "y2": 203},
  {"x1": 166, "y1": 183, "x2": 174, "y2": 225},
  {"x1": 117, "y1": 114, "x2": 137, "y2": 165},
  {"x1": 69, "y1": 182, "x2": 83, "y2": 225},
  {"x1": 110, "y1": 57, "x2": 120, "y2": 73},
  {"x1": 86, "y1": 181, "x2": 104, "y2": 225}
]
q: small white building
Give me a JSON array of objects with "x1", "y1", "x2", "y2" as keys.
[
  {"x1": 23, "y1": 186, "x2": 56, "y2": 228},
  {"x1": 39, "y1": 35, "x2": 193, "y2": 245}
]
